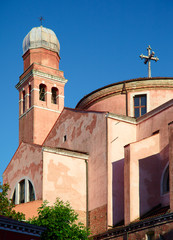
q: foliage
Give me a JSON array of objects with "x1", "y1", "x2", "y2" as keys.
[
  {"x1": 28, "y1": 198, "x2": 90, "y2": 240},
  {"x1": 0, "y1": 183, "x2": 25, "y2": 221}
]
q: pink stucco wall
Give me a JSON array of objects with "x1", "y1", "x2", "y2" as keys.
[
  {"x1": 78, "y1": 78, "x2": 173, "y2": 119},
  {"x1": 136, "y1": 105, "x2": 173, "y2": 193},
  {"x1": 43, "y1": 108, "x2": 107, "y2": 211},
  {"x1": 135, "y1": 102, "x2": 173, "y2": 209},
  {"x1": 19, "y1": 64, "x2": 65, "y2": 145},
  {"x1": 124, "y1": 133, "x2": 160, "y2": 224},
  {"x1": 107, "y1": 117, "x2": 136, "y2": 227},
  {"x1": 3, "y1": 142, "x2": 43, "y2": 201},
  {"x1": 42, "y1": 151, "x2": 86, "y2": 211},
  {"x1": 149, "y1": 89, "x2": 173, "y2": 111},
  {"x1": 88, "y1": 94, "x2": 126, "y2": 116}
]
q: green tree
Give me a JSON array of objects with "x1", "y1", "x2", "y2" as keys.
[
  {"x1": 0, "y1": 183, "x2": 25, "y2": 221},
  {"x1": 28, "y1": 198, "x2": 90, "y2": 240}
]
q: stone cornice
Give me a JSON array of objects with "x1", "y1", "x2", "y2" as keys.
[
  {"x1": 16, "y1": 69, "x2": 68, "y2": 90},
  {"x1": 76, "y1": 77, "x2": 173, "y2": 109},
  {"x1": 19, "y1": 105, "x2": 61, "y2": 119},
  {"x1": 106, "y1": 113, "x2": 136, "y2": 124},
  {"x1": 106, "y1": 99, "x2": 173, "y2": 125},
  {"x1": 42, "y1": 147, "x2": 89, "y2": 160}
]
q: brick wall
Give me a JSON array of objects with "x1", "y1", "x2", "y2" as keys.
[{"x1": 89, "y1": 204, "x2": 107, "y2": 235}]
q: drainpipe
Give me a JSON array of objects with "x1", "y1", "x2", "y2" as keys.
[
  {"x1": 126, "y1": 90, "x2": 128, "y2": 117},
  {"x1": 122, "y1": 82, "x2": 128, "y2": 116},
  {"x1": 85, "y1": 159, "x2": 89, "y2": 229}
]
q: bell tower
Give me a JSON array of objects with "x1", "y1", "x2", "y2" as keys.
[{"x1": 16, "y1": 26, "x2": 67, "y2": 145}]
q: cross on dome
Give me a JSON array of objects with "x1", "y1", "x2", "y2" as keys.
[
  {"x1": 39, "y1": 16, "x2": 44, "y2": 26},
  {"x1": 140, "y1": 45, "x2": 159, "y2": 78}
]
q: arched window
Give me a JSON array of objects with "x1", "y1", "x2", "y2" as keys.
[
  {"x1": 39, "y1": 84, "x2": 46, "y2": 101},
  {"x1": 29, "y1": 180, "x2": 35, "y2": 201},
  {"x1": 12, "y1": 178, "x2": 35, "y2": 204},
  {"x1": 51, "y1": 87, "x2": 58, "y2": 104},
  {"x1": 29, "y1": 85, "x2": 31, "y2": 108},
  {"x1": 19, "y1": 179, "x2": 25, "y2": 203},
  {"x1": 12, "y1": 189, "x2": 16, "y2": 204},
  {"x1": 162, "y1": 165, "x2": 169, "y2": 194},
  {"x1": 22, "y1": 90, "x2": 25, "y2": 113}
]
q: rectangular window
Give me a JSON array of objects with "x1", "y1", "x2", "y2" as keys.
[{"x1": 134, "y1": 95, "x2": 147, "y2": 118}]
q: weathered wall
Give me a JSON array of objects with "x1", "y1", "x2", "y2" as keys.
[
  {"x1": 3, "y1": 142, "x2": 43, "y2": 201},
  {"x1": 89, "y1": 204, "x2": 107, "y2": 235},
  {"x1": 43, "y1": 108, "x2": 107, "y2": 233},
  {"x1": 42, "y1": 150, "x2": 86, "y2": 224},
  {"x1": 43, "y1": 108, "x2": 107, "y2": 212}
]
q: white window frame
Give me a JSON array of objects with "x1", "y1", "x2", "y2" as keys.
[
  {"x1": 11, "y1": 177, "x2": 36, "y2": 204},
  {"x1": 130, "y1": 91, "x2": 150, "y2": 117}
]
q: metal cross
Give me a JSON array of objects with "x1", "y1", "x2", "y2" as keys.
[
  {"x1": 39, "y1": 16, "x2": 44, "y2": 26},
  {"x1": 140, "y1": 45, "x2": 159, "y2": 78}
]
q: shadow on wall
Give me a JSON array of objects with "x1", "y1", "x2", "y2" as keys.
[
  {"x1": 139, "y1": 153, "x2": 162, "y2": 217},
  {"x1": 139, "y1": 143, "x2": 169, "y2": 218},
  {"x1": 112, "y1": 159, "x2": 124, "y2": 226}
]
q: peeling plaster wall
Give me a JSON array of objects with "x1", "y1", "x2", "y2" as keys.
[
  {"x1": 3, "y1": 142, "x2": 43, "y2": 201},
  {"x1": 42, "y1": 151, "x2": 86, "y2": 223},
  {"x1": 43, "y1": 109, "x2": 107, "y2": 211}
]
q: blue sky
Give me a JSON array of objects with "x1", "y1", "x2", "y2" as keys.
[{"x1": 1, "y1": 0, "x2": 173, "y2": 183}]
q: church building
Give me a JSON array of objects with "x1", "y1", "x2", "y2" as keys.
[{"x1": 3, "y1": 26, "x2": 173, "y2": 238}]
